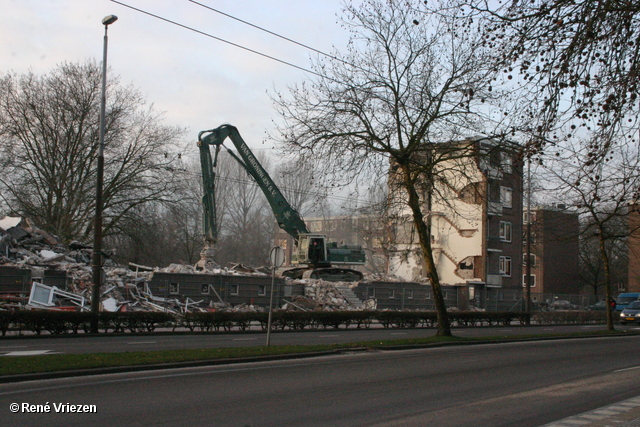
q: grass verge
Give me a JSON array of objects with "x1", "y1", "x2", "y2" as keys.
[{"x1": 0, "y1": 330, "x2": 632, "y2": 377}]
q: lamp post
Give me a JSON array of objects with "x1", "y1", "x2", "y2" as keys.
[
  {"x1": 91, "y1": 14, "x2": 118, "y2": 333},
  {"x1": 525, "y1": 153, "x2": 532, "y2": 321},
  {"x1": 266, "y1": 246, "x2": 285, "y2": 346}
]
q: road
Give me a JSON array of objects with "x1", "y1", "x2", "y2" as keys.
[
  {"x1": 1, "y1": 323, "x2": 636, "y2": 355},
  {"x1": 1, "y1": 335, "x2": 639, "y2": 426}
]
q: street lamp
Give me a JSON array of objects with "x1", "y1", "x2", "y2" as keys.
[
  {"x1": 266, "y1": 246, "x2": 285, "y2": 346},
  {"x1": 91, "y1": 14, "x2": 118, "y2": 333}
]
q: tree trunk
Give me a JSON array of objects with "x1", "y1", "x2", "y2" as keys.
[
  {"x1": 402, "y1": 167, "x2": 452, "y2": 336},
  {"x1": 598, "y1": 230, "x2": 615, "y2": 331}
]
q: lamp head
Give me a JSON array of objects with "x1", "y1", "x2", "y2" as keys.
[{"x1": 102, "y1": 15, "x2": 118, "y2": 26}]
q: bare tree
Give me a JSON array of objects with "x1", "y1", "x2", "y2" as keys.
[
  {"x1": 214, "y1": 149, "x2": 273, "y2": 267},
  {"x1": 579, "y1": 217, "x2": 628, "y2": 298},
  {"x1": 465, "y1": 0, "x2": 640, "y2": 159},
  {"x1": 271, "y1": 0, "x2": 512, "y2": 336},
  {"x1": 0, "y1": 61, "x2": 184, "y2": 243},
  {"x1": 107, "y1": 159, "x2": 205, "y2": 267},
  {"x1": 273, "y1": 158, "x2": 322, "y2": 218},
  {"x1": 539, "y1": 138, "x2": 640, "y2": 330},
  {"x1": 352, "y1": 184, "x2": 393, "y2": 276}
]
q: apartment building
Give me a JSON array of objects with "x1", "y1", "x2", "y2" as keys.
[
  {"x1": 628, "y1": 205, "x2": 640, "y2": 292},
  {"x1": 387, "y1": 137, "x2": 523, "y2": 308},
  {"x1": 523, "y1": 206, "x2": 580, "y2": 295}
]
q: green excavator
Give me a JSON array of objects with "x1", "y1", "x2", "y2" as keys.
[{"x1": 197, "y1": 124, "x2": 365, "y2": 282}]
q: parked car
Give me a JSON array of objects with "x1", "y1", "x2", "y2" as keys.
[
  {"x1": 588, "y1": 300, "x2": 608, "y2": 311},
  {"x1": 619, "y1": 300, "x2": 640, "y2": 325},
  {"x1": 615, "y1": 292, "x2": 640, "y2": 312},
  {"x1": 550, "y1": 299, "x2": 579, "y2": 310}
]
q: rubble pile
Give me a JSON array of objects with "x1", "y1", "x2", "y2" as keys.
[
  {"x1": 160, "y1": 262, "x2": 269, "y2": 277},
  {"x1": 1, "y1": 216, "x2": 371, "y2": 313},
  {"x1": 280, "y1": 279, "x2": 374, "y2": 311},
  {"x1": 302, "y1": 280, "x2": 351, "y2": 309}
]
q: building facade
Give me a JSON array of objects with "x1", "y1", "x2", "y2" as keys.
[
  {"x1": 387, "y1": 137, "x2": 524, "y2": 309},
  {"x1": 628, "y1": 206, "x2": 640, "y2": 292},
  {"x1": 523, "y1": 206, "x2": 580, "y2": 297}
]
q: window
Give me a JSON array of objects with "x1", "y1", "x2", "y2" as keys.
[
  {"x1": 406, "y1": 289, "x2": 414, "y2": 299},
  {"x1": 201, "y1": 284, "x2": 210, "y2": 294},
  {"x1": 368, "y1": 288, "x2": 376, "y2": 298},
  {"x1": 169, "y1": 283, "x2": 179, "y2": 294},
  {"x1": 501, "y1": 152, "x2": 513, "y2": 173},
  {"x1": 523, "y1": 232, "x2": 537, "y2": 245},
  {"x1": 284, "y1": 285, "x2": 293, "y2": 297},
  {"x1": 309, "y1": 221, "x2": 322, "y2": 232},
  {"x1": 523, "y1": 253, "x2": 536, "y2": 267},
  {"x1": 258, "y1": 285, "x2": 266, "y2": 296},
  {"x1": 523, "y1": 211, "x2": 537, "y2": 224},
  {"x1": 230, "y1": 284, "x2": 239, "y2": 296},
  {"x1": 425, "y1": 290, "x2": 432, "y2": 300},
  {"x1": 522, "y1": 274, "x2": 537, "y2": 287},
  {"x1": 458, "y1": 259, "x2": 474, "y2": 270},
  {"x1": 499, "y1": 256, "x2": 512, "y2": 277},
  {"x1": 500, "y1": 186, "x2": 513, "y2": 208},
  {"x1": 499, "y1": 221, "x2": 513, "y2": 242},
  {"x1": 389, "y1": 289, "x2": 395, "y2": 299}
]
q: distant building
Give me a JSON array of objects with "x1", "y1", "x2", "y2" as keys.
[
  {"x1": 387, "y1": 137, "x2": 524, "y2": 309},
  {"x1": 523, "y1": 206, "x2": 580, "y2": 296},
  {"x1": 628, "y1": 205, "x2": 640, "y2": 292}
]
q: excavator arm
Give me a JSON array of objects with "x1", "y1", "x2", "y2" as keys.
[
  {"x1": 198, "y1": 124, "x2": 310, "y2": 243},
  {"x1": 198, "y1": 124, "x2": 365, "y2": 281}
]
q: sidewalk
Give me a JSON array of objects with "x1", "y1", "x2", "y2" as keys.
[{"x1": 543, "y1": 396, "x2": 640, "y2": 426}]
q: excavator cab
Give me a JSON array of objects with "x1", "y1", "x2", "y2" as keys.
[
  {"x1": 286, "y1": 233, "x2": 364, "y2": 282},
  {"x1": 293, "y1": 234, "x2": 328, "y2": 266}
]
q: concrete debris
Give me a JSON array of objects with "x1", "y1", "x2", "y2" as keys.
[
  {"x1": 157, "y1": 262, "x2": 268, "y2": 277},
  {"x1": 1, "y1": 216, "x2": 371, "y2": 314},
  {"x1": 27, "y1": 282, "x2": 87, "y2": 311},
  {"x1": 280, "y1": 279, "x2": 372, "y2": 311}
]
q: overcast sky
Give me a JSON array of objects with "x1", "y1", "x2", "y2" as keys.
[{"x1": 1, "y1": 0, "x2": 350, "y2": 159}]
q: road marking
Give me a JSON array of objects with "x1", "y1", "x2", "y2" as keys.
[
  {"x1": 319, "y1": 335, "x2": 339, "y2": 338},
  {"x1": 390, "y1": 333, "x2": 408, "y2": 335},
  {"x1": 615, "y1": 365, "x2": 640, "y2": 373},
  {"x1": 2, "y1": 350, "x2": 53, "y2": 356},
  {"x1": 127, "y1": 341, "x2": 158, "y2": 345},
  {"x1": 541, "y1": 395, "x2": 640, "y2": 426},
  {"x1": 233, "y1": 338, "x2": 257, "y2": 341}
]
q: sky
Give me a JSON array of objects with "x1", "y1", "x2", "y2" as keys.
[{"x1": 1, "y1": 0, "x2": 351, "y2": 159}]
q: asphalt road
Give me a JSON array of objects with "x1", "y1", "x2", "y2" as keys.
[
  {"x1": 1, "y1": 335, "x2": 639, "y2": 426},
  {"x1": 1, "y1": 323, "x2": 637, "y2": 355}
]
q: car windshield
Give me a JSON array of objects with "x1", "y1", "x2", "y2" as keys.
[
  {"x1": 626, "y1": 301, "x2": 640, "y2": 309},
  {"x1": 617, "y1": 297, "x2": 639, "y2": 304}
]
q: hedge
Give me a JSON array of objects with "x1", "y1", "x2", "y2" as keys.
[{"x1": 0, "y1": 309, "x2": 608, "y2": 336}]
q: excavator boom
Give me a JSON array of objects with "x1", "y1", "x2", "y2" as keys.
[
  {"x1": 199, "y1": 125, "x2": 309, "y2": 241},
  {"x1": 198, "y1": 124, "x2": 365, "y2": 281}
]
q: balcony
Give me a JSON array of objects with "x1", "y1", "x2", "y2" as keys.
[
  {"x1": 487, "y1": 201, "x2": 503, "y2": 216},
  {"x1": 486, "y1": 274, "x2": 502, "y2": 286}
]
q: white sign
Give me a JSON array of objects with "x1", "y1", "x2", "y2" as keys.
[{"x1": 269, "y1": 246, "x2": 285, "y2": 268}]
